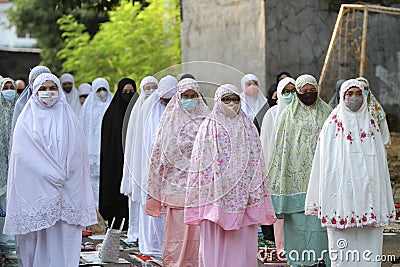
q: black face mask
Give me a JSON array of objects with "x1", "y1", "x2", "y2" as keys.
[
  {"x1": 296, "y1": 91, "x2": 318, "y2": 106},
  {"x1": 121, "y1": 92, "x2": 133, "y2": 103},
  {"x1": 268, "y1": 98, "x2": 277, "y2": 107},
  {"x1": 17, "y1": 89, "x2": 24, "y2": 94},
  {"x1": 63, "y1": 86, "x2": 73, "y2": 93}
]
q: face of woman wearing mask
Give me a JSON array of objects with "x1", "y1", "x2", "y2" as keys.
[
  {"x1": 244, "y1": 80, "x2": 259, "y2": 97},
  {"x1": 180, "y1": 89, "x2": 199, "y2": 111},
  {"x1": 143, "y1": 82, "x2": 158, "y2": 99},
  {"x1": 96, "y1": 87, "x2": 108, "y2": 102},
  {"x1": 62, "y1": 81, "x2": 73, "y2": 93},
  {"x1": 1, "y1": 81, "x2": 17, "y2": 102},
  {"x1": 281, "y1": 82, "x2": 296, "y2": 104},
  {"x1": 221, "y1": 93, "x2": 241, "y2": 118},
  {"x1": 37, "y1": 80, "x2": 59, "y2": 107},
  {"x1": 296, "y1": 83, "x2": 318, "y2": 106},
  {"x1": 344, "y1": 86, "x2": 363, "y2": 112}
]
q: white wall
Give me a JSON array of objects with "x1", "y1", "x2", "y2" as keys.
[
  {"x1": 180, "y1": 0, "x2": 266, "y2": 98},
  {"x1": 0, "y1": 2, "x2": 36, "y2": 48}
]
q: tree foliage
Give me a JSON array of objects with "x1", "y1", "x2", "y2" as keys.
[
  {"x1": 57, "y1": 0, "x2": 181, "y2": 90},
  {"x1": 6, "y1": 0, "x2": 146, "y2": 74}
]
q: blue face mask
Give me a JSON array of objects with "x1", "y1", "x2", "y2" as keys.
[
  {"x1": 180, "y1": 98, "x2": 198, "y2": 111},
  {"x1": 363, "y1": 90, "x2": 369, "y2": 97},
  {"x1": 282, "y1": 93, "x2": 294, "y2": 104},
  {"x1": 1, "y1": 90, "x2": 16, "y2": 101}
]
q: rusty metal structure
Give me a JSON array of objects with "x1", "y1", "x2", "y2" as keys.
[{"x1": 318, "y1": 4, "x2": 400, "y2": 100}]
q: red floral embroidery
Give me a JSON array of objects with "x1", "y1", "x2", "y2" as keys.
[
  {"x1": 351, "y1": 217, "x2": 355, "y2": 224},
  {"x1": 360, "y1": 131, "x2": 366, "y2": 139},
  {"x1": 321, "y1": 217, "x2": 327, "y2": 224},
  {"x1": 339, "y1": 219, "x2": 346, "y2": 225},
  {"x1": 371, "y1": 213, "x2": 375, "y2": 219},
  {"x1": 346, "y1": 132, "x2": 353, "y2": 144},
  {"x1": 331, "y1": 218, "x2": 336, "y2": 224},
  {"x1": 371, "y1": 119, "x2": 375, "y2": 125},
  {"x1": 362, "y1": 216, "x2": 367, "y2": 222}
]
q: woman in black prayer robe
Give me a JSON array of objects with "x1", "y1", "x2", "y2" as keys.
[{"x1": 99, "y1": 78, "x2": 137, "y2": 230}]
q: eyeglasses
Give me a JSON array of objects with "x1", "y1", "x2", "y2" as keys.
[
  {"x1": 221, "y1": 97, "x2": 240, "y2": 104},
  {"x1": 282, "y1": 89, "x2": 296, "y2": 95},
  {"x1": 160, "y1": 97, "x2": 171, "y2": 104}
]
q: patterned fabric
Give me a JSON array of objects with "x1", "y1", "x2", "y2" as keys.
[
  {"x1": 185, "y1": 84, "x2": 276, "y2": 230},
  {"x1": 268, "y1": 74, "x2": 332, "y2": 215},
  {"x1": 0, "y1": 78, "x2": 17, "y2": 199},
  {"x1": 147, "y1": 78, "x2": 210, "y2": 207},
  {"x1": 4, "y1": 73, "x2": 97, "y2": 235},
  {"x1": 305, "y1": 79, "x2": 396, "y2": 229},
  {"x1": 356, "y1": 77, "x2": 386, "y2": 127}
]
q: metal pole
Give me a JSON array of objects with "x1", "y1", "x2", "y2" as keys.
[
  {"x1": 319, "y1": 5, "x2": 345, "y2": 89},
  {"x1": 360, "y1": 7, "x2": 368, "y2": 77}
]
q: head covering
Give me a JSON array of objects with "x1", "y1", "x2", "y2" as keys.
[
  {"x1": 267, "y1": 71, "x2": 292, "y2": 107},
  {"x1": 99, "y1": 78, "x2": 136, "y2": 229},
  {"x1": 276, "y1": 71, "x2": 291, "y2": 84},
  {"x1": 12, "y1": 66, "x2": 51, "y2": 132},
  {"x1": 79, "y1": 77, "x2": 113, "y2": 181},
  {"x1": 356, "y1": 77, "x2": 386, "y2": 127},
  {"x1": 147, "y1": 78, "x2": 210, "y2": 209},
  {"x1": 184, "y1": 84, "x2": 276, "y2": 230},
  {"x1": 267, "y1": 74, "x2": 332, "y2": 215},
  {"x1": 177, "y1": 73, "x2": 195, "y2": 81},
  {"x1": 60, "y1": 73, "x2": 81, "y2": 115},
  {"x1": 15, "y1": 79, "x2": 25, "y2": 89},
  {"x1": 295, "y1": 74, "x2": 318, "y2": 91},
  {"x1": 328, "y1": 79, "x2": 345, "y2": 109},
  {"x1": 260, "y1": 77, "x2": 296, "y2": 166},
  {"x1": 139, "y1": 76, "x2": 158, "y2": 92},
  {"x1": 4, "y1": 73, "x2": 97, "y2": 235},
  {"x1": 78, "y1": 83, "x2": 92, "y2": 96},
  {"x1": 129, "y1": 75, "x2": 178, "y2": 205},
  {"x1": 0, "y1": 78, "x2": 18, "y2": 199},
  {"x1": 240, "y1": 74, "x2": 268, "y2": 120},
  {"x1": 121, "y1": 76, "x2": 159, "y2": 196},
  {"x1": 305, "y1": 79, "x2": 395, "y2": 228}
]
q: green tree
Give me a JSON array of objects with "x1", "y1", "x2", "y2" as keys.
[
  {"x1": 57, "y1": 0, "x2": 181, "y2": 90},
  {"x1": 7, "y1": 0, "x2": 146, "y2": 74}
]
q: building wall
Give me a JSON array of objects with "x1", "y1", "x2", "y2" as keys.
[
  {"x1": 181, "y1": 0, "x2": 400, "y2": 130},
  {"x1": 0, "y1": 2, "x2": 36, "y2": 48},
  {"x1": 180, "y1": 0, "x2": 266, "y2": 97}
]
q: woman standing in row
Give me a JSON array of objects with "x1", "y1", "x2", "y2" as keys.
[
  {"x1": 147, "y1": 78, "x2": 209, "y2": 266},
  {"x1": 185, "y1": 84, "x2": 276, "y2": 267},
  {"x1": 268, "y1": 74, "x2": 332, "y2": 266},
  {"x1": 305, "y1": 79, "x2": 395, "y2": 267},
  {"x1": 4, "y1": 73, "x2": 97, "y2": 266}
]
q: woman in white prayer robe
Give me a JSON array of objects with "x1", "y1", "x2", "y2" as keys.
[
  {"x1": 4, "y1": 73, "x2": 97, "y2": 267},
  {"x1": 305, "y1": 79, "x2": 396, "y2": 267}
]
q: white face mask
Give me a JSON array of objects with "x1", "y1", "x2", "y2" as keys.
[
  {"x1": 96, "y1": 91, "x2": 108, "y2": 102},
  {"x1": 143, "y1": 88, "x2": 156, "y2": 99},
  {"x1": 221, "y1": 102, "x2": 240, "y2": 118},
  {"x1": 37, "y1": 91, "x2": 59, "y2": 107}
]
